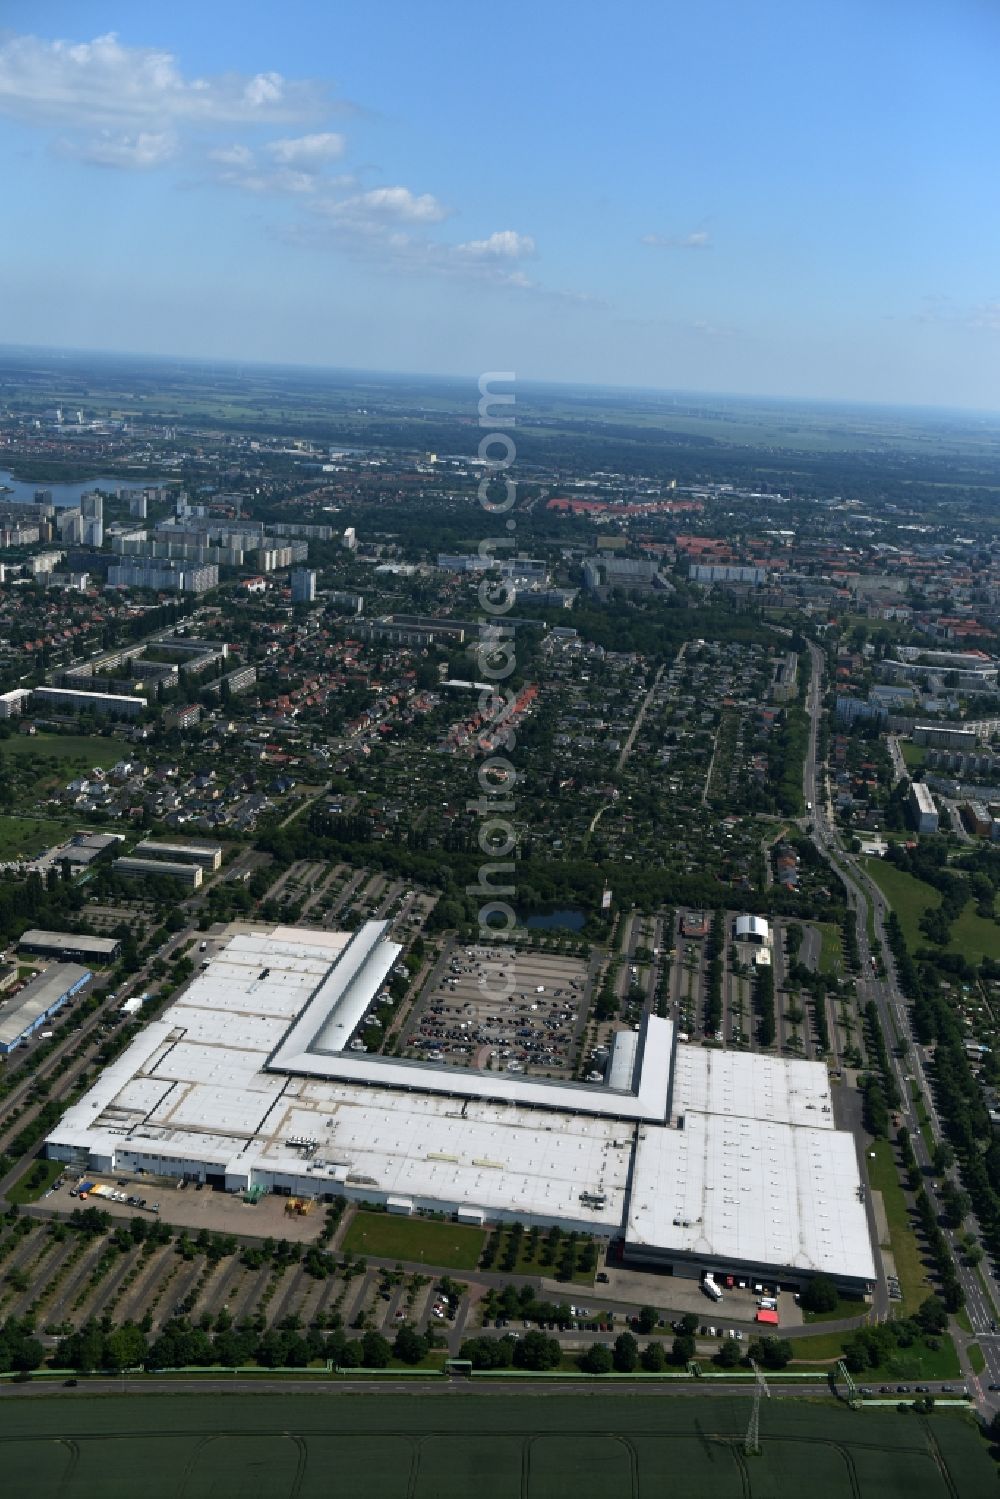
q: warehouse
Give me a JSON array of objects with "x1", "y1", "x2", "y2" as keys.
[
  {"x1": 625, "y1": 1110, "x2": 874, "y2": 1292},
  {"x1": 132, "y1": 839, "x2": 223, "y2": 872},
  {"x1": 18, "y1": 929, "x2": 120, "y2": 964},
  {"x1": 45, "y1": 922, "x2": 875, "y2": 1286},
  {"x1": 0, "y1": 964, "x2": 91, "y2": 1055},
  {"x1": 112, "y1": 856, "x2": 203, "y2": 890}
]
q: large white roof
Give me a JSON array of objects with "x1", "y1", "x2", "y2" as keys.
[
  {"x1": 735, "y1": 914, "x2": 770, "y2": 942},
  {"x1": 670, "y1": 1044, "x2": 835, "y2": 1130},
  {"x1": 272, "y1": 1014, "x2": 674, "y2": 1121},
  {"x1": 46, "y1": 924, "x2": 874, "y2": 1279},
  {"x1": 626, "y1": 1111, "x2": 875, "y2": 1283}
]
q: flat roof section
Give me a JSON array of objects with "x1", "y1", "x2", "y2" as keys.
[
  {"x1": 911, "y1": 783, "x2": 936, "y2": 813},
  {"x1": 626, "y1": 1111, "x2": 875, "y2": 1284},
  {"x1": 670, "y1": 1045, "x2": 835, "y2": 1130},
  {"x1": 274, "y1": 1012, "x2": 675, "y2": 1123},
  {"x1": 19, "y1": 929, "x2": 119, "y2": 958},
  {"x1": 0, "y1": 963, "x2": 90, "y2": 1050}
]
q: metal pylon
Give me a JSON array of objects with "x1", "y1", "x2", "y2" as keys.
[
  {"x1": 745, "y1": 1358, "x2": 771, "y2": 1456},
  {"x1": 837, "y1": 1359, "x2": 862, "y2": 1410}
]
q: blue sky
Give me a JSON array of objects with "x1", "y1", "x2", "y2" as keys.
[{"x1": 1, "y1": 1, "x2": 999, "y2": 408}]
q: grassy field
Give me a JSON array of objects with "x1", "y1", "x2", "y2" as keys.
[
  {"x1": 864, "y1": 859, "x2": 938, "y2": 951},
  {"x1": 866, "y1": 1137, "x2": 931, "y2": 1315},
  {"x1": 901, "y1": 743, "x2": 929, "y2": 770},
  {"x1": 864, "y1": 857, "x2": 1000, "y2": 963},
  {"x1": 6, "y1": 1156, "x2": 62, "y2": 1204},
  {"x1": 0, "y1": 814, "x2": 78, "y2": 860},
  {"x1": 1, "y1": 733, "x2": 120, "y2": 765},
  {"x1": 0, "y1": 1392, "x2": 991, "y2": 1497},
  {"x1": 340, "y1": 1209, "x2": 486, "y2": 1271},
  {"x1": 816, "y1": 921, "x2": 845, "y2": 976}
]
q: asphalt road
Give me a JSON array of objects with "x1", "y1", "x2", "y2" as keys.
[{"x1": 803, "y1": 641, "x2": 1000, "y2": 1409}]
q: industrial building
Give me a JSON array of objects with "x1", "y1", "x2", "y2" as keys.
[
  {"x1": 131, "y1": 839, "x2": 223, "y2": 873},
  {"x1": 18, "y1": 929, "x2": 121, "y2": 963},
  {"x1": 909, "y1": 782, "x2": 939, "y2": 834},
  {"x1": 112, "y1": 856, "x2": 204, "y2": 889},
  {"x1": 46, "y1": 923, "x2": 876, "y2": 1292},
  {"x1": 0, "y1": 964, "x2": 91, "y2": 1054}
]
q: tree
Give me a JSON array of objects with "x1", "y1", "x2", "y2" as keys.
[
  {"x1": 360, "y1": 1331, "x2": 391, "y2": 1368},
  {"x1": 637, "y1": 1305, "x2": 657, "y2": 1335},
  {"x1": 515, "y1": 1329, "x2": 561, "y2": 1371},
  {"x1": 671, "y1": 1334, "x2": 696, "y2": 1366},
  {"x1": 101, "y1": 1323, "x2": 148, "y2": 1372},
  {"x1": 916, "y1": 1296, "x2": 948, "y2": 1336},
  {"x1": 800, "y1": 1275, "x2": 838, "y2": 1314},
  {"x1": 579, "y1": 1342, "x2": 613, "y2": 1373},
  {"x1": 678, "y1": 1313, "x2": 699, "y2": 1337},
  {"x1": 11, "y1": 1335, "x2": 44, "y2": 1372},
  {"x1": 392, "y1": 1325, "x2": 428, "y2": 1365},
  {"x1": 748, "y1": 1337, "x2": 792, "y2": 1370},
  {"x1": 613, "y1": 1332, "x2": 639, "y2": 1372},
  {"x1": 932, "y1": 1141, "x2": 955, "y2": 1174},
  {"x1": 714, "y1": 1338, "x2": 742, "y2": 1369},
  {"x1": 640, "y1": 1340, "x2": 666, "y2": 1371}
]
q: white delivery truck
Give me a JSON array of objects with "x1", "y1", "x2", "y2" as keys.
[{"x1": 702, "y1": 1272, "x2": 724, "y2": 1302}]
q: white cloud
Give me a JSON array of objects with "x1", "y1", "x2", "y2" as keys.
[
  {"x1": 209, "y1": 143, "x2": 255, "y2": 169},
  {"x1": 58, "y1": 128, "x2": 178, "y2": 169},
  {"x1": 0, "y1": 31, "x2": 327, "y2": 127},
  {"x1": 968, "y1": 302, "x2": 1000, "y2": 333},
  {"x1": 324, "y1": 185, "x2": 450, "y2": 226},
  {"x1": 267, "y1": 132, "x2": 345, "y2": 167},
  {"x1": 211, "y1": 140, "x2": 353, "y2": 197},
  {"x1": 456, "y1": 230, "x2": 536, "y2": 260},
  {"x1": 292, "y1": 197, "x2": 595, "y2": 303},
  {"x1": 641, "y1": 230, "x2": 711, "y2": 249}
]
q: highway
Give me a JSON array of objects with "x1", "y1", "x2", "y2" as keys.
[{"x1": 803, "y1": 640, "x2": 1000, "y2": 1408}]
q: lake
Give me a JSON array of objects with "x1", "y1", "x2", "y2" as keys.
[{"x1": 0, "y1": 471, "x2": 174, "y2": 509}]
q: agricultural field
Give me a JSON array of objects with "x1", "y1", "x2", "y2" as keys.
[
  {"x1": 0, "y1": 1392, "x2": 992, "y2": 1498},
  {"x1": 340, "y1": 1210, "x2": 486, "y2": 1271}
]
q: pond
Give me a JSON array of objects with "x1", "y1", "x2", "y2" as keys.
[{"x1": 521, "y1": 908, "x2": 586, "y2": 931}]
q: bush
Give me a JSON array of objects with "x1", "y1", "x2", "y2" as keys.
[
  {"x1": 800, "y1": 1275, "x2": 838, "y2": 1314},
  {"x1": 612, "y1": 1332, "x2": 639, "y2": 1372},
  {"x1": 579, "y1": 1342, "x2": 613, "y2": 1374}
]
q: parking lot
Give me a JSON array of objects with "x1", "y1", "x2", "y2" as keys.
[
  {"x1": 402, "y1": 943, "x2": 593, "y2": 1079},
  {"x1": 46, "y1": 1172, "x2": 327, "y2": 1242}
]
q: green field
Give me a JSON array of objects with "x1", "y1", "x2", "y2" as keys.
[
  {"x1": 340, "y1": 1209, "x2": 486, "y2": 1270},
  {"x1": 0, "y1": 815, "x2": 74, "y2": 859},
  {"x1": 816, "y1": 921, "x2": 845, "y2": 976},
  {"x1": 901, "y1": 743, "x2": 929, "y2": 770},
  {"x1": 866, "y1": 1136, "x2": 931, "y2": 1316},
  {"x1": 6, "y1": 1156, "x2": 63, "y2": 1204},
  {"x1": 864, "y1": 858, "x2": 1000, "y2": 964},
  {"x1": 0, "y1": 1392, "x2": 991, "y2": 1498},
  {"x1": 490, "y1": 1226, "x2": 597, "y2": 1285},
  {"x1": 1, "y1": 733, "x2": 120, "y2": 765}
]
